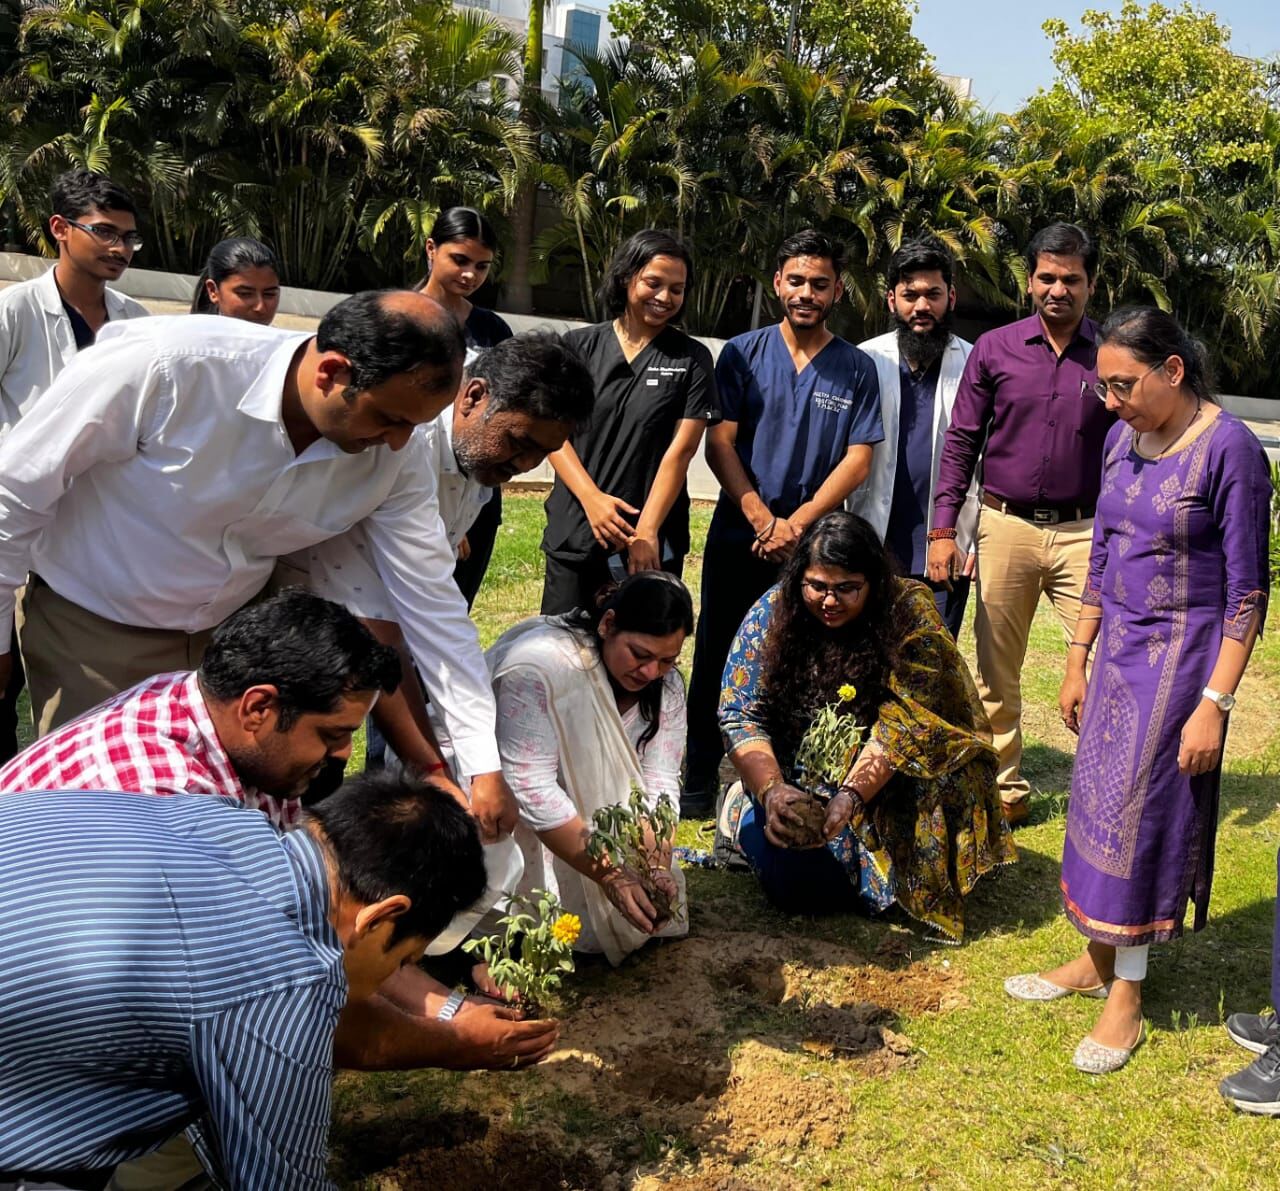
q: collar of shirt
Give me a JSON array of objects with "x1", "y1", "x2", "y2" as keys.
[
  {"x1": 1020, "y1": 311, "x2": 1098, "y2": 351},
  {"x1": 436, "y1": 403, "x2": 464, "y2": 478},
  {"x1": 35, "y1": 262, "x2": 140, "y2": 324},
  {"x1": 282, "y1": 827, "x2": 345, "y2": 977},
  {"x1": 180, "y1": 670, "x2": 252, "y2": 804}
]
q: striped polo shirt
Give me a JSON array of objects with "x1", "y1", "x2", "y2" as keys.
[{"x1": 0, "y1": 790, "x2": 345, "y2": 1187}]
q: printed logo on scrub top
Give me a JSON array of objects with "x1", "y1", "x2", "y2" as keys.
[
  {"x1": 645, "y1": 363, "x2": 688, "y2": 387},
  {"x1": 813, "y1": 389, "x2": 855, "y2": 413}
]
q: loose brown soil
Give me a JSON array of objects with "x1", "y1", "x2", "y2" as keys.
[{"x1": 332, "y1": 930, "x2": 964, "y2": 1188}]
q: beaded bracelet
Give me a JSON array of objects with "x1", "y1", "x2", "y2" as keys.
[{"x1": 926, "y1": 527, "x2": 957, "y2": 542}]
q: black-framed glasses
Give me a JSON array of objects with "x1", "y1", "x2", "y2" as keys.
[
  {"x1": 65, "y1": 218, "x2": 144, "y2": 251},
  {"x1": 1091, "y1": 362, "x2": 1163, "y2": 404},
  {"x1": 802, "y1": 577, "x2": 863, "y2": 601}
]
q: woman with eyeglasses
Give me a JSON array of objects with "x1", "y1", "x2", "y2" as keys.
[
  {"x1": 715, "y1": 511, "x2": 1014, "y2": 939},
  {"x1": 1005, "y1": 307, "x2": 1270, "y2": 1074}
]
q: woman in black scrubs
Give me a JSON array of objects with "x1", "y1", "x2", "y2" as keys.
[
  {"x1": 417, "y1": 207, "x2": 513, "y2": 606},
  {"x1": 541, "y1": 230, "x2": 719, "y2": 614}
]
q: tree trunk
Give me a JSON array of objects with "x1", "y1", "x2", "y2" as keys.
[{"x1": 506, "y1": 0, "x2": 546, "y2": 314}]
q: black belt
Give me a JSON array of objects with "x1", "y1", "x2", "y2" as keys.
[{"x1": 981, "y1": 492, "x2": 1095, "y2": 525}]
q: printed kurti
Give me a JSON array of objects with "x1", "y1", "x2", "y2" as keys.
[
  {"x1": 719, "y1": 580, "x2": 1015, "y2": 938},
  {"x1": 1062, "y1": 411, "x2": 1270, "y2": 945}
]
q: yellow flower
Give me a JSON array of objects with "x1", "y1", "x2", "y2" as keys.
[
  {"x1": 551, "y1": 913, "x2": 582, "y2": 946},
  {"x1": 837, "y1": 683, "x2": 857, "y2": 701}
]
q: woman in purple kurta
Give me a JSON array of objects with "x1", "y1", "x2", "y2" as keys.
[{"x1": 1005, "y1": 308, "x2": 1270, "y2": 1074}]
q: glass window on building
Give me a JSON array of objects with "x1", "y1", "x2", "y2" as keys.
[{"x1": 560, "y1": 9, "x2": 602, "y2": 94}]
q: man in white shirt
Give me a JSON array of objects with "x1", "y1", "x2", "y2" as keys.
[
  {"x1": 301, "y1": 333, "x2": 597, "y2": 774},
  {"x1": 0, "y1": 288, "x2": 518, "y2": 837},
  {"x1": 849, "y1": 236, "x2": 979, "y2": 636},
  {"x1": 0, "y1": 168, "x2": 148, "y2": 763}
]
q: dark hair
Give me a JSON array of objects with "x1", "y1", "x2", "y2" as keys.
[
  {"x1": 428, "y1": 206, "x2": 499, "y2": 252},
  {"x1": 757, "y1": 512, "x2": 909, "y2": 759},
  {"x1": 596, "y1": 229, "x2": 695, "y2": 320},
  {"x1": 316, "y1": 289, "x2": 465, "y2": 392},
  {"x1": 776, "y1": 229, "x2": 844, "y2": 275},
  {"x1": 307, "y1": 771, "x2": 487, "y2": 944},
  {"x1": 887, "y1": 234, "x2": 954, "y2": 289},
  {"x1": 566, "y1": 571, "x2": 694, "y2": 752},
  {"x1": 1026, "y1": 221, "x2": 1099, "y2": 281},
  {"x1": 468, "y1": 332, "x2": 595, "y2": 429},
  {"x1": 191, "y1": 237, "x2": 280, "y2": 314},
  {"x1": 50, "y1": 168, "x2": 137, "y2": 222},
  {"x1": 199, "y1": 588, "x2": 401, "y2": 730},
  {"x1": 1099, "y1": 306, "x2": 1216, "y2": 402}
]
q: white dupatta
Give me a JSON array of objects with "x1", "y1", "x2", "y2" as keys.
[{"x1": 488, "y1": 617, "x2": 688, "y2": 966}]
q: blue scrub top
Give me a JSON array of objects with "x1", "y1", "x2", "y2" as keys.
[{"x1": 708, "y1": 324, "x2": 883, "y2": 545}]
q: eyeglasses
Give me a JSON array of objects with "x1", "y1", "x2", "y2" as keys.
[
  {"x1": 1090, "y1": 363, "x2": 1163, "y2": 404},
  {"x1": 802, "y1": 577, "x2": 864, "y2": 601},
  {"x1": 64, "y1": 218, "x2": 144, "y2": 251}
]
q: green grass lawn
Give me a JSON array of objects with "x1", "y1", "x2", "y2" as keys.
[{"x1": 324, "y1": 492, "x2": 1280, "y2": 1186}]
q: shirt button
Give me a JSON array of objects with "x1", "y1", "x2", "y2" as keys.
[{"x1": 1049, "y1": 420, "x2": 1056, "y2": 427}]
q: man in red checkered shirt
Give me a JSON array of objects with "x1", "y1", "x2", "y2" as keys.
[{"x1": 0, "y1": 588, "x2": 397, "y2": 822}]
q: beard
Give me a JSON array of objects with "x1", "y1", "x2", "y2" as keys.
[{"x1": 895, "y1": 310, "x2": 953, "y2": 371}]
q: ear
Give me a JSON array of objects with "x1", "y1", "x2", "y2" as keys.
[
  {"x1": 49, "y1": 214, "x2": 70, "y2": 247},
  {"x1": 1164, "y1": 354, "x2": 1186, "y2": 387},
  {"x1": 886, "y1": 289, "x2": 897, "y2": 314},
  {"x1": 832, "y1": 275, "x2": 845, "y2": 303},
  {"x1": 236, "y1": 684, "x2": 281, "y2": 733},
  {"x1": 947, "y1": 286, "x2": 957, "y2": 312},
  {"x1": 455, "y1": 376, "x2": 489, "y2": 418},
  {"x1": 205, "y1": 277, "x2": 220, "y2": 306},
  {"x1": 353, "y1": 894, "x2": 411, "y2": 939},
  {"x1": 314, "y1": 351, "x2": 354, "y2": 397},
  {"x1": 598, "y1": 608, "x2": 617, "y2": 638},
  {"x1": 772, "y1": 269, "x2": 784, "y2": 297}
]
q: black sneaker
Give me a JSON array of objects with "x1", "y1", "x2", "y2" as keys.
[
  {"x1": 1227, "y1": 1011, "x2": 1280, "y2": 1055},
  {"x1": 1220, "y1": 1040, "x2": 1280, "y2": 1115},
  {"x1": 680, "y1": 786, "x2": 717, "y2": 820}
]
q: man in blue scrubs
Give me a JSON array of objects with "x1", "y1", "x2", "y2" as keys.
[
  {"x1": 682, "y1": 229, "x2": 883, "y2": 818},
  {"x1": 849, "y1": 236, "x2": 977, "y2": 637}
]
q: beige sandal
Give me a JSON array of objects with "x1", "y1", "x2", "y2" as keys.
[{"x1": 1004, "y1": 973, "x2": 1112, "y2": 1002}]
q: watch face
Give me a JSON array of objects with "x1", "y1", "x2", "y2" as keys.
[{"x1": 1219, "y1": 692, "x2": 1237, "y2": 711}]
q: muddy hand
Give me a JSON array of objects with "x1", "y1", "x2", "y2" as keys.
[
  {"x1": 601, "y1": 866, "x2": 659, "y2": 932},
  {"x1": 451, "y1": 999, "x2": 560, "y2": 1069}
]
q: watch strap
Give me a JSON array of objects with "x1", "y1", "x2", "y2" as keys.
[{"x1": 435, "y1": 988, "x2": 466, "y2": 1022}]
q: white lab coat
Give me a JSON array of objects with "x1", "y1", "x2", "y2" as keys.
[{"x1": 846, "y1": 331, "x2": 981, "y2": 559}]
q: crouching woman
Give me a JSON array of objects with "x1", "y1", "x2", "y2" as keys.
[
  {"x1": 717, "y1": 512, "x2": 1015, "y2": 940},
  {"x1": 489, "y1": 571, "x2": 694, "y2": 963}
]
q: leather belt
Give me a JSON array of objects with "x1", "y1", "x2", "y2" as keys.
[{"x1": 981, "y1": 491, "x2": 1095, "y2": 525}]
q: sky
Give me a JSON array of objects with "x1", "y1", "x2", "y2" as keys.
[{"x1": 913, "y1": 0, "x2": 1278, "y2": 111}]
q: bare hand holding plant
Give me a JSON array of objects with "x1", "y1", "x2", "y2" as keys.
[{"x1": 587, "y1": 785, "x2": 681, "y2": 927}]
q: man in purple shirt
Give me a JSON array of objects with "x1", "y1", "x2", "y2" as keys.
[{"x1": 927, "y1": 222, "x2": 1110, "y2": 825}]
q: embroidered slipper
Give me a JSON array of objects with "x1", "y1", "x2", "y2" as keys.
[
  {"x1": 1073, "y1": 1021, "x2": 1145, "y2": 1074},
  {"x1": 1004, "y1": 973, "x2": 1112, "y2": 1002}
]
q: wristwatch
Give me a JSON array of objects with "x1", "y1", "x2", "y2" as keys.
[
  {"x1": 1202, "y1": 687, "x2": 1237, "y2": 712},
  {"x1": 435, "y1": 988, "x2": 466, "y2": 1022}
]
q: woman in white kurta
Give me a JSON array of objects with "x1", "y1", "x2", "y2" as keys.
[{"x1": 489, "y1": 571, "x2": 694, "y2": 963}]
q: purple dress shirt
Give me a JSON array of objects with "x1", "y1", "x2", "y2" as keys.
[{"x1": 933, "y1": 313, "x2": 1110, "y2": 529}]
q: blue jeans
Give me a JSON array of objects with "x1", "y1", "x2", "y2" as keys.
[{"x1": 736, "y1": 797, "x2": 863, "y2": 915}]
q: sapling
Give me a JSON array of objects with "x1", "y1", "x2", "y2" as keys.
[
  {"x1": 586, "y1": 784, "x2": 680, "y2": 925},
  {"x1": 462, "y1": 889, "x2": 579, "y2": 1019},
  {"x1": 788, "y1": 682, "x2": 867, "y2": 845}
]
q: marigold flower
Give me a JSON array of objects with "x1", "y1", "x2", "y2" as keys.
[
  {"x1": 837, "y1": 683, "x2": 857, "y2": 701},
  {"x1": 551, "y1": 913, "x2": 582, "y2": 946}
]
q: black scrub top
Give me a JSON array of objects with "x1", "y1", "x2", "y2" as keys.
[
  {"x1": 542, "y1": 321, "x2": 720, "y2": 562},
  {"x1": 464, "y1": 305, "x2": 513, "y2": 350}
]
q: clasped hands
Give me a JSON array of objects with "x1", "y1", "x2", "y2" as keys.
[{"x1": 761, "y1": 781, "x2": 859, "y2": 849}]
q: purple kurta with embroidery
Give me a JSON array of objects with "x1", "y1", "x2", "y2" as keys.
[{"x1": 1062, "y1": 411, "x2": 1270, "y2": 946}]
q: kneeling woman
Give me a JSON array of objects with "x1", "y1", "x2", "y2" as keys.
[
  {"x1": 490, "y1": 571, "x2": 694, "y2": 963},
  {"x1": 718, "y1": 512, "x2": 1015, "y2": 939}
]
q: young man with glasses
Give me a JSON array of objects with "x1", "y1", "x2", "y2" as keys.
[
  {"x1": 0, "y1": 168, "x2": 148, "y2": 763},
  {"x1": 926, "y1": 222, "x2": 1111, "y2": 827}
]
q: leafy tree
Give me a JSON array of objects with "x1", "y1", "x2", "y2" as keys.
[
  {"x1": 609, "y1": 0, "x2": 929, "y2": 82},
  {"x1": 1039, "y1": 2, "x2": 1276, "y2": 177}
]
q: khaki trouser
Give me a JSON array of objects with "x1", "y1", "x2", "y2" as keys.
[
  {"x1": 972, "y1": 504, "x2": 1093, "y2": 805},
  {"x1": 16, "y1": 559, "x2": 311, "y2": 738},
  {"x1": 106, "y1": 1136, "x2": 209, "y2": 1191},
  {"x1": 17, "y1": 579, "x2": 216, "y2": 737}
]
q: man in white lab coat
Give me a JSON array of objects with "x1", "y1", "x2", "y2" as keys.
[{"x1": 849, "y1": 235, "x2": 979, "y2": 637}]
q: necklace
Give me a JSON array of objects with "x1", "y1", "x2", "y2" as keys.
[{"x1": 1136, "y1": 399, "x2": 1202, "y2": 461}]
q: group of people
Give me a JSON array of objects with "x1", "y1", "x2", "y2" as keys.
[{"x1": 0, "y1": 166, "x2": 1275, "y2": 1188}]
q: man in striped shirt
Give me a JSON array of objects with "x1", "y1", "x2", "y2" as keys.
[{"x1": 0, "y1": 774, "x2": 486, "y2": 1189}]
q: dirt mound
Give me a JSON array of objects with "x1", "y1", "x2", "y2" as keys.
[{"x1": 333, "y1": 928, "x2": 964, "y2": 1186}]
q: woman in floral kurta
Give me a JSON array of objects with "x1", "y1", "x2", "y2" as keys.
[{"x1": 718, "y1": 512, "x2": 1014, "y2": 939}]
